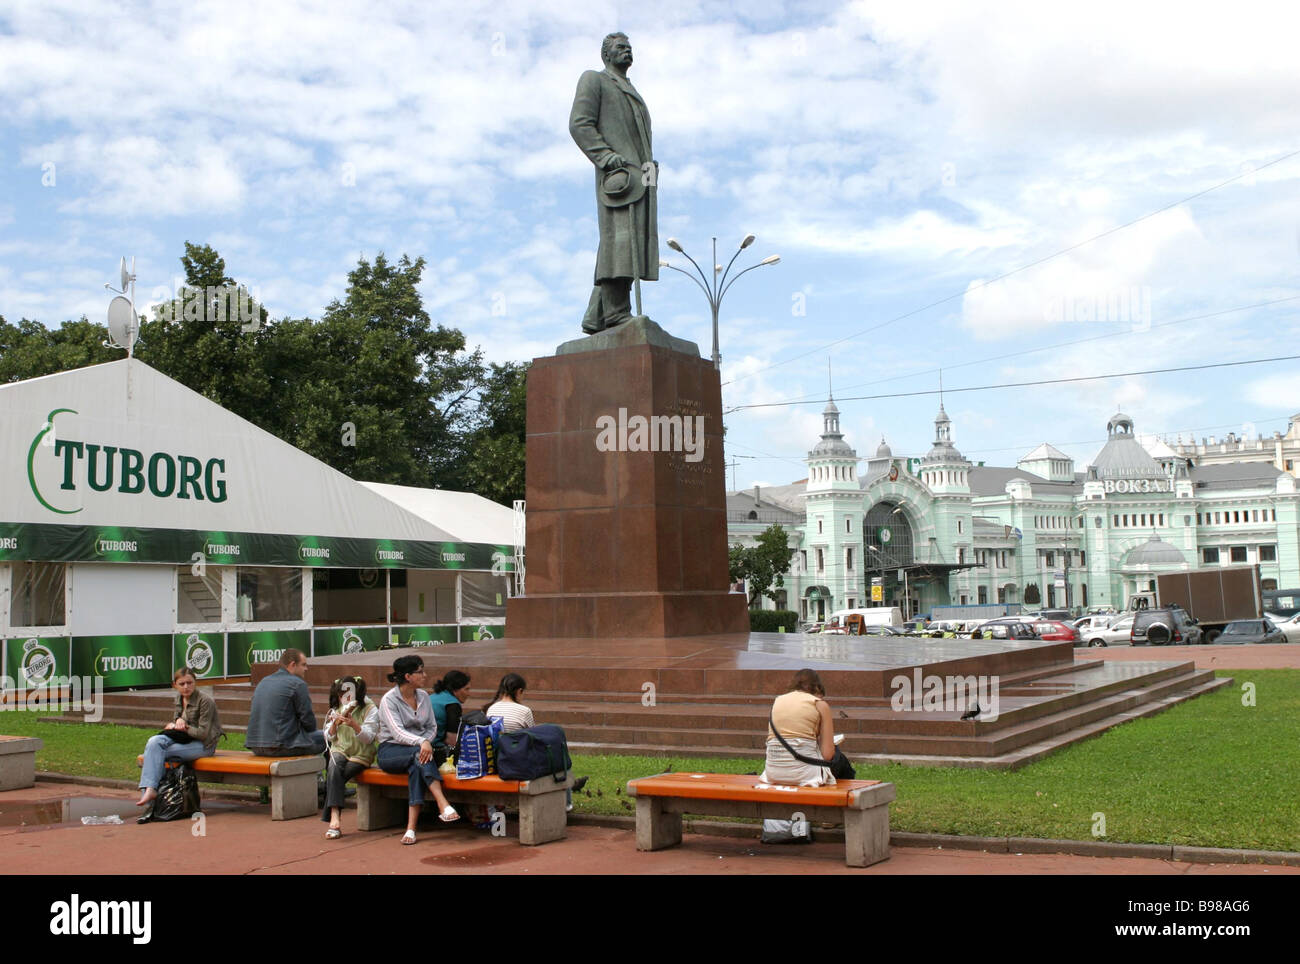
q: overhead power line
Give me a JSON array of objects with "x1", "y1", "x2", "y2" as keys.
[
  {"x1": 724, "y1": 147, "x2": 1300, "y2": 387},
  {"x1": 730, "y1": 353, "x2": 1300, "y2": 412},
  {"x1": 745, "y1": 294, "x2": 1300, "y2": 409}
]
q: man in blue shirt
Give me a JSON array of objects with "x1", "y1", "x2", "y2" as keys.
[{"x1": 246, "y1": 649, "x2": 325, "y2": 756}]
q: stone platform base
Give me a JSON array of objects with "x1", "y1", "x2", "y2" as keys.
[{"x1": 507, "y1": 591, "x2": 748, "y2": 638}]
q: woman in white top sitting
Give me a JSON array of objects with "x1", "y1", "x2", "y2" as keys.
[
  {"x1": 760, "y1": 668, "x2": 838, "y2": 787},
  {"x1": 484, "y1": 673, "x2": 586, "y2": 810}
]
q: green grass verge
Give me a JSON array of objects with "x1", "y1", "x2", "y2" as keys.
[{"x1": 4, "y1": 670, "x2": 1295, "y2": 851}]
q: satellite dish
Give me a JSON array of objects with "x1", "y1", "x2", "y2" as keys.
[
  {"x1": 119, "y1": 257, "x2": 129, "y2": 293},
  {"x1": 106, "y1": 296, "x2": 135, "y2": 351}
]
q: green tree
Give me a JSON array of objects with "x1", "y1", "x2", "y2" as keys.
[
  {"x1": 135, "y1": 242, "x2": 276, "y2": 431},
  {"x1": 462, "y1": 362, "x2": 528, "y2": 506},
  {"x1": 0, "y1": 315, "x2": 119, "y2": 383},
  {"x1": 269, "y1": 252, "x2": 484, "y2": 487},
  {"x1": 728, "y1": 524, "x2": 793, "y2": 607}
]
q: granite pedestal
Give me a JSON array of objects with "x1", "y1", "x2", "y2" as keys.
[{"x1": 506, "y1": 320, "x2": 748, "y2": 638}]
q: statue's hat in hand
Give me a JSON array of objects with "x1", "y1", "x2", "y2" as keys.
[{"x1": 600, "y1": 165, "x2": 646, "y2": 207}]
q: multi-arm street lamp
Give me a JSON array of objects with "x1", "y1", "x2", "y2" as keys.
[{"x1": 659, "y1": 234, "x2": 779, "y2": 370}]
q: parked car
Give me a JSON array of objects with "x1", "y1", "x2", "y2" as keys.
[
  {"x1": 1078, "y1": 612, "x2": 1135, "y2": 648},
  {"x1": 1031, "y1": 619, "x2": 1079, "y2": 643},
  {"x1": 968, "y1": 618, "x2": 1039, "y2": 641},
  {"x1": 1131, "y1": 607, "x2": 1202, "y2": 646},
  {"x1": 1270, "y1": 612, "x2": 1300, "y2": 643},
  {"x1": 1036, "y1": 609, "x2": 1073, "y2": 623},
  {"x1": 860, "y1": 624, "x2": 903, "y2": 636},
  {"x1": 1073, "y1": 614, "x2": 1114, "y2": 634},
  {"x1": 926, "y1": 620, "x2": 969, "y2": 637},
  {"x1": 1216, "y1": 619, "x2": 1287, "y2": 645}
]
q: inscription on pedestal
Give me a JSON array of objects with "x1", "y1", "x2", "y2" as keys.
[{"x1": 667, "y1": 397, "x2": 712, "y2": 486}]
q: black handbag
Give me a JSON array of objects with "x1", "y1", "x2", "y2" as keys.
[
  {"x1": 768, "y1": 715, "x2": 855, "y2": 781},
  {"x1": 138, "y1": 764, "x2": 201, "y2": 824},
  {"x1": 496, "y1": 724, "x2": 572, "y2": 783}
]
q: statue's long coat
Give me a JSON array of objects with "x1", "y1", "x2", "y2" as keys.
[{"x1": 569, "y1": 68, "x2": 659, "y2": 283}]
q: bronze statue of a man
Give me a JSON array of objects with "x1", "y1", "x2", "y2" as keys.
[{"x1": 570, "y1": 32, "x2": 659, "y2": 334}]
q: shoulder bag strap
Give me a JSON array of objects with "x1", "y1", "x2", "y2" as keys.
[{"x1": 769, "y1": 713, "x2": 835, "y2": 769}]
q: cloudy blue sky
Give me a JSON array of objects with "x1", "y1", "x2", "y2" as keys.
[{"x1": 3, "y1": 0, "x2": 1298, "y2": 488}]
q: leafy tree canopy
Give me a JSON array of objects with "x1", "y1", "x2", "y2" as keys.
[{"x1": 729, "y1": 524, "x2": 793, "y2": 607}]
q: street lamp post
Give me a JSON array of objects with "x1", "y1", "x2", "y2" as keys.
[{"x1": 660, "y1": 234, "x2": 779, "y2": 370}]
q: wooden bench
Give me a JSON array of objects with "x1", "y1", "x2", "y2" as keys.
[
  {"x1": 627, "y1": 773, "x2": 896, "y2": 867},
  {"x1": 136, "y1": 750, "x2": 321, "y2": 820},
  {"x1": 355, "y1": 767, "x2": 571, "y2": 845},
  {"x1": 0, "y1": 736, "x2": 43, "y2": 791}
]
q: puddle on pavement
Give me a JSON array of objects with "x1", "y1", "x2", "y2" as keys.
[
  {"x1": 0, "y1": 795, "x2": 241, "y2": 829},
  {"x1": 420, "y1": 845, "x2": 535, "y2": 868}
]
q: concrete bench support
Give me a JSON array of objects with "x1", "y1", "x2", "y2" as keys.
[{"x1": 0, "y1": 736, "x2": 42, "y2": 791}]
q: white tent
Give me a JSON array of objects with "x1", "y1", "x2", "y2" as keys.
[{"x1": 0, "y1": 359, "x2": 513, "y2": 568}]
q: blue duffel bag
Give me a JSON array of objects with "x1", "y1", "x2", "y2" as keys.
[{"x1": 496, "y1": 724, "x2": 572, "y2": 783}]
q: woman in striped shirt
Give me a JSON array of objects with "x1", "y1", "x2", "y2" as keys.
[
  {"x1": 485, "y1": 673, "x2": 586, "y2": 810},
  {"x1": 484, "y1": 673, "x2": 536, "y2": 732}
]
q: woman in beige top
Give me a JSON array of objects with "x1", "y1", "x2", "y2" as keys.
[{"x1": 760, "y1": 668, "x2": 837, "y2": 787}]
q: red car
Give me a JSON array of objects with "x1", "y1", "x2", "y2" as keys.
[{"x1": 1031, "y1": 620, "x2": 1079, "y2": 642}]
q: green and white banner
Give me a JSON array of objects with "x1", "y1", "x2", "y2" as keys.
[
  {"x1": 3, "y1": 636, "x2": 71, "y2": 687},
  {"x1": 312, "y1": 626, "x2": 389, "y2": 657},
  {"x1": 461, "y1": 624, "x2": 504, "y2": 642},
  {"x1": 0, "y1": 521, "x2": 513, "y2": 571},
  {"x1": 397, "y1": 625, "x2": 459, "y2": 647},
  {"x1": 70, "y1": 634, "x2": 173, "y2": 689},
  {"x1": 173, "y1": 632, "x2": 225, "y2": 680},
  {"x1": 227, "y1": 630, "x2": 312, "y2": 676}
]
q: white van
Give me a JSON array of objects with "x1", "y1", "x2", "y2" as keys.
[{"x1": 822, "y1": 607, "x2": 904, "y2": 634}]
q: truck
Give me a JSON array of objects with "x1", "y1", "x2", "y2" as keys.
[
  {"x1": 821, "y1": 607, "x2": 903, "y2": 634},
  {"x1": 1127, "y1": 565, "x2": 1263, "y2": 644}
]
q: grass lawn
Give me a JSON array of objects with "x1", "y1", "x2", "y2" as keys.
[{"x1": 4, "y1": 670, "x2": 1295, "y2": 851}]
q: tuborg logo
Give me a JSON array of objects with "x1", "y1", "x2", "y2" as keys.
[
  {"x1": 342, "y1": 628, "x2": 364, "y2": 654},
  {"x1": 299, "y1": 543, "x2": 330, "y2": 561},
  {"x1": 184, "y1": 635, "x2": 214, "y2": 676},
  {"x1": 248, "y1": 646, "x2": 285, "y2": 665},
  {"x1": 21, "y1": 638, "x2": 56, "y2": 686},
  {"x1": 94, "y1": 649, "x2": 154, "y2": 677},
  {"x1": 28, "y1": 408, "x2": 228, "y2": 515}
]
